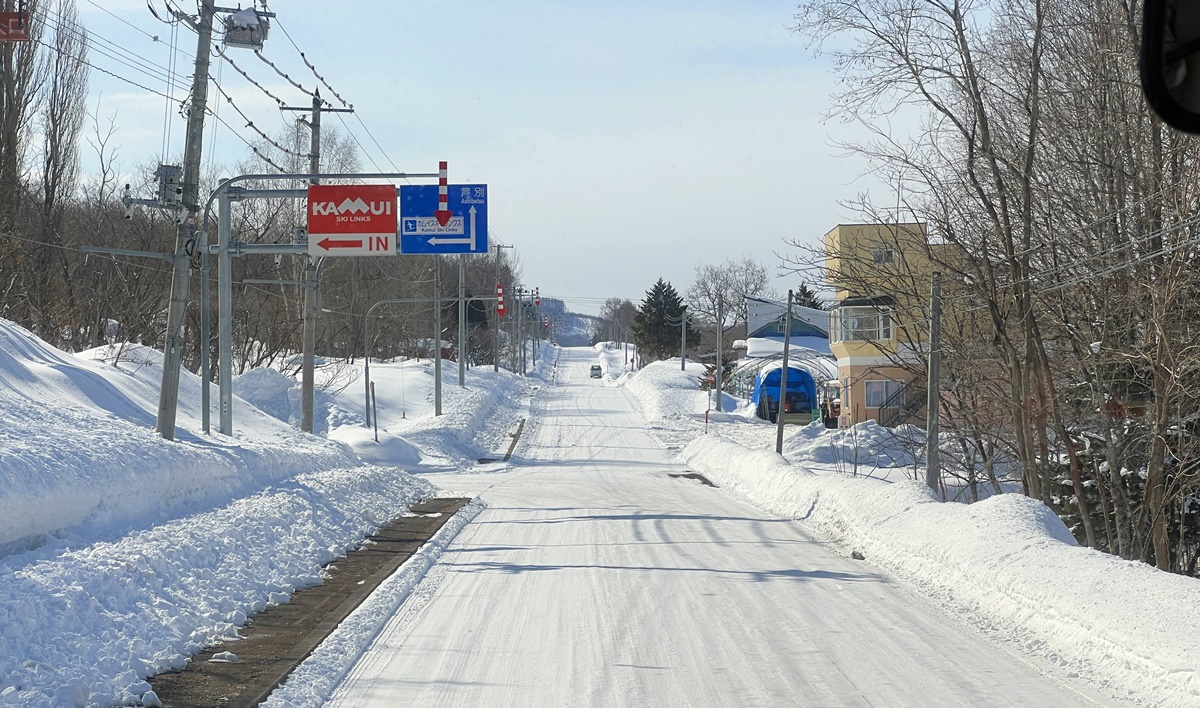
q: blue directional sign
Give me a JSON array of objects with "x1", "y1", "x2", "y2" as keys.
[{"x1": 398, "y1": 184, "x2": 488, "y2": 254}]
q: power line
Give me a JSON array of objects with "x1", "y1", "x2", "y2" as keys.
[
  {"x1": 351, "y1": 113, "x2": 401, "y2": 173},
  {"x1": 207, "y1": 111, "x2": 289, "y2": 172},
  {"x1": 253, "y1": 48, "x2": 317, "y2": 97},
  {"x1": 216, "y1": 44, "x2": 287, "y2": 107},
  {"x1": 41, "y1": 3, "x2": 193, "y2": 86},
  {"x1": 32, "y1": 23, "x2": 288, "y2": 172},
  {"x1": 271, "y1": 13, "x2": 352, "y2": 108},
  {"x1": 208, "y1": 76, "x2": 305, "y2": 159},
  {"x1": 334, "y1": 112, "x2": 385, "y2": 174},
  {"x1": 32, "y1": 36, "x2": 177, "y2": 101}
]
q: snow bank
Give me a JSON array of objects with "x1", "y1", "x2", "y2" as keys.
[
  {"x1": 0, "y1": 322, "x2": 358, "y2": 551},
  {"x1": 616, "y1": 358, "x2": 706, "y2": 420},
  {"x1": 784, "y1": 419, "x2": 921, "y2": 468},
  {"x1": 0, "y1": 464, "x2": 434, "y2": 707},
  {"x1": 680, "y1": 436, "x2": 1200, "y2": 707},
  {"x1": 375, "y1": 364, "x2": 527, "y2": 468}
]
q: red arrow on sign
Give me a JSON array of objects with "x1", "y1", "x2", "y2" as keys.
[{"x1": 317, "y1": 237, "x2": 364, "y2": 250}]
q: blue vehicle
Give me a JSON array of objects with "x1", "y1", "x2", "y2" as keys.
[{"x1": 751, "y1": 364, "x2": 817, "y2": 424}]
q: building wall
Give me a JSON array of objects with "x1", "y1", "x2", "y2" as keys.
[{"x1": 824, "y1": 223, "x2": 934, "y2": 426}]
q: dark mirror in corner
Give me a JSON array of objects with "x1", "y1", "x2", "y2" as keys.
[{"x1": 1143, "y1": 0, "x2": 1200, "y2": 133}]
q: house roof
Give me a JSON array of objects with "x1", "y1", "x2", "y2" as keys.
[{"x1": 744, "y1": 296, "x2": 830, "y2": 337}]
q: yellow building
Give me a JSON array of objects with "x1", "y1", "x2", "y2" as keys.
[{"x1": 824, "y1": 223, "x2": 938, "y2": 426}]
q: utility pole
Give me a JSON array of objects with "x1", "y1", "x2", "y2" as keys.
[
  {"x1": 155, "y1": 0, "x2": 215, "y2": 440},
  {"x1": 776, "y1": 290, "x2": 793, "y2": 454},
  {"x1": 680, "y1": 306, "x2": 687, "y2": 371},
  {"x1": 531, "y1": 288, "x2": 539, "y2": 367},
  {"x1": 492, "y1": 243, "x2": 512, "y2": 373},
  {"x1": 516, "y1": 288, "x2": 525, "y2": 374},
  {"x1": 281, "y1": 91, "x2": 352, "y2": 433},
  {"x1": 301, "y1": 94, "x2": 321, "y2": 434},
  {"x1": 714, "y1": 293, "x2": 724, "y2": 412},
  {"x1": 925, "y1": 271, "x2": 942, "y2": 494}
]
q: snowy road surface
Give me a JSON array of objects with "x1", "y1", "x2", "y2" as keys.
[{"x1": 328, "y1": 347, "x2": 1118, "y2": 707}]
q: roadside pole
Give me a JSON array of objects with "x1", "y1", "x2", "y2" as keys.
[
  {"x1": 300, "y1": 94, "x2": 322, "y2": 433},
  {"x1": 218, "y1": 191, "x2": 233, "y2": 434},
  {"x1": 493, "y1": 244, "x2": 513, "y2": 372},
  {"x1": 776, "y1": 290, "x2": 793, "y2": 454},
  {"x1": 517, "y1": 289, "x2": 525, "y2": 374},
  {"x1": 680, "y1": 305, "x2": 687, "y2": 371},
  {"x1": 281, "y1": 91, "x2": 353, "y2": 433},
  {"x1": 156, "y1": 0, "x2": 214, "y2": 440},
  {"x1": 925, "y1": 271, "x2": 942, "y2": 493},
  {"x1": 458, "y1": 254, "x2": 467, "y2": 387},
  {"x1": 434, "y1": 256, "x2": 442, "y2": 415},
  {"x1": 714, "y1": 294, "x2": 724, "y2": 412}
]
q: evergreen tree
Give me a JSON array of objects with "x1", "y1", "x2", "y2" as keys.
[
  {"x1": 793, "y1": 282, "x2": 826, "y2": 310},
  {"x1": 633, "y1": 278, "x2": 688, "y2": 362}
]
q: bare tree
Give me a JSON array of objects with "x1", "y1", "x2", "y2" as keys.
[
  {"x1": 686, "y1": 257, "x2": 777, "y2": 328},
  {"x1": 793, "y1": 0, "x2": 1200, "y2": 571}
]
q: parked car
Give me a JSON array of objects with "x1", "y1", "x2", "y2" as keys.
[{"x1": 589, "y1": 365, "x2": 603, "y2": 378}]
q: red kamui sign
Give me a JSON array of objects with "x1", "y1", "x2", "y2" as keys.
[{"x1": 307, "y1": 184, "x2": 398, "y2": 256}]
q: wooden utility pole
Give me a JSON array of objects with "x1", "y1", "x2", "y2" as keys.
[{"x1": 925, "y1": 272, "x2": 942, "y2": 494}]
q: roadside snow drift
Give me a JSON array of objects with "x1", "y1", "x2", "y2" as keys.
[
  {"x1": 0, "y1": 318, "x2": 528, "y2": 705},
  {"x1": 680, "y1": 435, "x2": 1200, "y2": 707},
  {"x1": 0, "y1": 321, "x2": 359, "y2": 551}
]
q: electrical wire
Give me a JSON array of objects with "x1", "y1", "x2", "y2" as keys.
[
  {"x1": 207, "y1": 76, "x2": 305, "y2": 158},
  {"x1": 253, "y1": 48, "x2": 316, "y2": 97},
  {"x1": 161, "y1": 19, "x2": 178, "y2": 159},
  {"x1": 334, "y1": 113, "x2": 385, "y2": 174},
  {"x1": 41, "y1": 3, "x2": 193, "y2": 86},
  {"x1": 351, "y1": 113, "x2": 401, "y2": 173},
  {"x1": 271, "y1": 13, "x2": 352, "y2": 108},
  {"x1": 215, "y1": 44, "x2": 287, "y2": 107},
  {"x1": 32, "y1": 36, "x2": 177, "y2": 101}
]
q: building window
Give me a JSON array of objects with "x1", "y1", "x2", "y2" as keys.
[
  {"x1": 864, "y1": 380, "x2": 905, "y2": 408},
  {"x1": 872, "y1": 248, "x2": 895, "y2": 264},
  {"x1": 832, "y1": 306, "x2": 893, "y2": 342}
]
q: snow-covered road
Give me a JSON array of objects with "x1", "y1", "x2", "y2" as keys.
[{"x1": 328, "y1": 347, "x2": 1118, "y2": 707}]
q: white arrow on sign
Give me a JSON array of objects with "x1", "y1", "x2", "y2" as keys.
[{"x1": 427, "y1": 206, "x2": 477, "y2": 251}]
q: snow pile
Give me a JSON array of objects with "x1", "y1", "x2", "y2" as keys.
[
  {"x1": 680, "y1": 435, "x2": 1200, "y2": 707},
  {"x1": 0, "y1": 465, "x2": 435, "y2": 706},
  {"x1": 233, "y1": 356, "x2": 528, "y2": 469},
  {"x1": 614, "y1": 358, "x2": 706, "y2": 420},
  {"x1": 783, "y1": 420, "x2": 921, "y2": 468},
  {"x1": 383, "y1": 365, "x2": 526, "y2": 468},
  {"x1": 0, "y1": 322, "x2": 358, "y2": 551}
]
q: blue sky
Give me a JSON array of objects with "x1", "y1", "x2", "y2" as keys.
[{"x1": 77, "y1": 0, "x2": 886, "y2": 314}]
